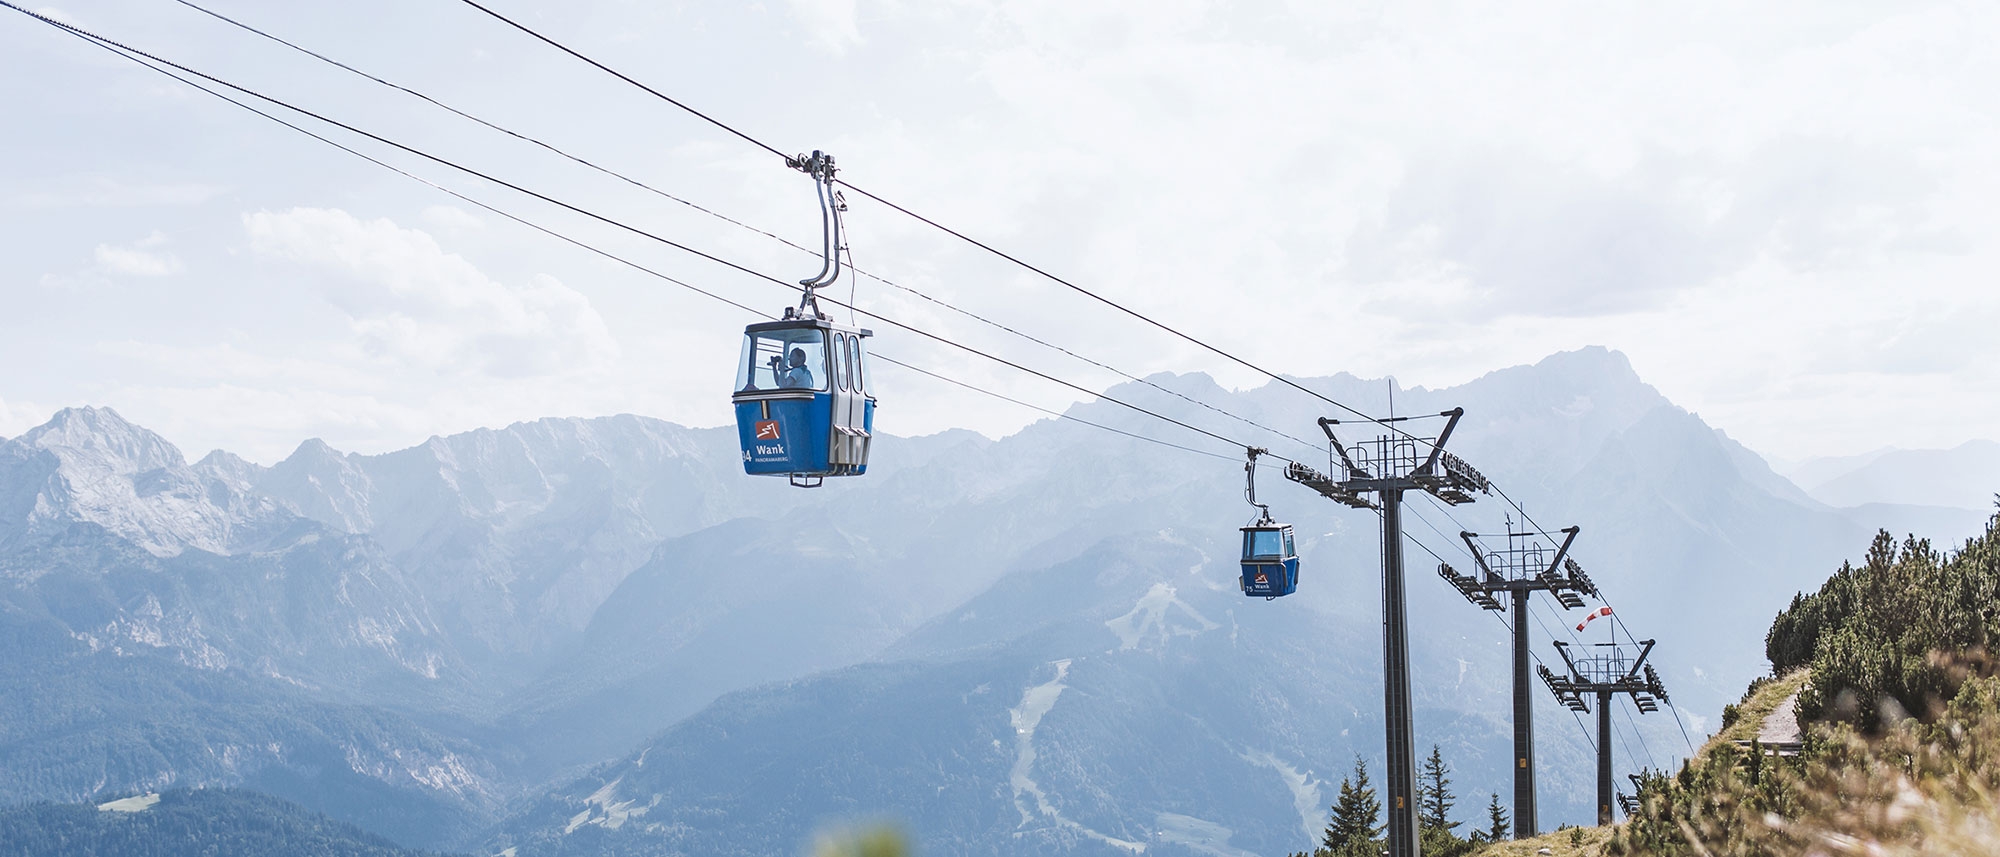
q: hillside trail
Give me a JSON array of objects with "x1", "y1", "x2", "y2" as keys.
[{"x1": 1758, "y1": 689, "x2": 1803, "y2": 745}]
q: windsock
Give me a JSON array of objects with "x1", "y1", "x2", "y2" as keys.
[{"x1": 1575, "y1": 606, "x2": 1613, "y2": 632}]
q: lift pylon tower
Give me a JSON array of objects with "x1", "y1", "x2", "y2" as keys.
[
  {"x1": 1286, "y1": 407, "x2": 1489, "y2": 857},
  {"x1": 1437, "y1": 525, "x2": 1598, "y2": 838},
  {"x1": 1540, "y1": 638, "x2": 1670, "y2": 825}
]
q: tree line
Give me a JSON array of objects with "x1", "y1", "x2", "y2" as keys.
[
  {"x1": 1613, "y1": 509, "x2": 2000, "y2": 854},
  {"x1": 1286, "y1": 745, "x2": 1507, "y2": 857}
]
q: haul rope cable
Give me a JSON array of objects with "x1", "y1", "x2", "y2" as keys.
[
  {"x1": 5, "y1": 6, "x2": 1289, "y2": 480},
  {"x1": 16, "y1": 6, "x2": 1659, "y2": 772},
  {"x1": 1397, "y1": 526, "x2": 1601, "y2": 757},
  {"x1": 450, "y1": 0, "x2": 1456, "y2": 453},
  {"x1": 1414, "y1": 474, "x2": 1696, "y2": 761},
  {"x1": 1526, "y1": 601, "x2": 1658, "y2": 780},
  {"x1": 163, "y1": 0, "x2": 1318, "y2": 457},
  {"x1": 1530, "y1": 598, "x2": 1663, "y2": 774},
  {"x1": 1399, "y1": 501, "x2": 1605, "y2": 755},
  {"x1": 0, "y1": 0, "x2": 1304, "y2": 466},
  {"x1": 1490, "y1": 484, "x2": 1701, "y2": 756},
  {"x1": 450, "y1": 3, "x2": 1698, "y2": 636},
  {"x1": 461, "y1": 0, "x2": 1697, "y2": 778},
  {"x1": 13, "y1": 5, "x2": 1633, "y2": 803}
]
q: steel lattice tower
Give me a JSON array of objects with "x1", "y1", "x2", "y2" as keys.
[
  {"x1": 1541, "y1": 638, "x2": 1670, "y2": 824},
  {"x1": 1286, "y1": 407, "x2": 1488, "y2": 857},
  {"x1": 1437, "y1": 525, "x2": 1598, "y2": 838}
]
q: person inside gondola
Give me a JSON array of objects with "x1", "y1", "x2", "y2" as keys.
[{"x1": 776, "y1": 347, "x2": 815, "y2": 389}]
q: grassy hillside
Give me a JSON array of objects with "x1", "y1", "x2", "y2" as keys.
[
  {"x1": 1463, "y1": 510, "x2": 2000, "y2": 857},
  {"x1": 1467, "y1": 672, "x2": 1807, "y2": 857}
]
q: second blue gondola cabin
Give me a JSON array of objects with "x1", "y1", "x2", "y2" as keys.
[{"x1": 1240, "y1": 523, "x2": 1298, "y2": 598}]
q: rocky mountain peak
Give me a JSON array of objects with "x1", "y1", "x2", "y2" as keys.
[
  {"x1": 19, "y1": 406, "x2": 186, "y2": 474},
  {"x1": 2, "y1": 407, "x2": 294, "y2": 557}
]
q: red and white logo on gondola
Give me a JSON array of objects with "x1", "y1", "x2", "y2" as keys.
[
  {"x1": 754, "y1": 420, "x2": 781, "y2": 440},
  {"x1": 1575, "y1": 606, "x2": 1613, "y2": 632},
  {"x1": 1254, "y1": 571, "x2": 1269, "y2": 585}
]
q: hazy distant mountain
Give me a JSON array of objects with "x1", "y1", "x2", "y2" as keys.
[
  {"x1": 0, "y1": 789, "x2": 461, "y2": 856},
  {"x1": 493, "y1": 535, "x2": 1425, "y2": 857},
  {"x1": 1778, "y1": 448, "x2": 1896, "y2": 493},
  {"x1": 1799, "y1": 440, "x2": 2000, "y2": 513},
  {"x1": 2, "y1": 348, "x2": 1984, "y2": 854}
]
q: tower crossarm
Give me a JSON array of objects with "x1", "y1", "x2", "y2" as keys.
[
  {"x1": 1438, "y1": 563, "x2": 1504, "y2": 609},
  {"x1": 1563, "y1": 557, "x2": 1600, "y2": 598},
  {"x1": 1284, "y1": 461, "x2": 1376, "y2": 509}
]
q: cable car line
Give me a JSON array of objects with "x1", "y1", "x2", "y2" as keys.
[
  {"x1": 1618, "y1": 694, "x2": 1661, "y2": 772},
  {"x1": 443, "y1": 0, "x2": 1453, "y2": 455},
  {"x1": 164, "y1": 0, "x2": 802, "y2": 255},
  {"x1": 24, "y1": 7, "x2": 1696, "y2": 831},
  {"x1": 0, "y1": 3, "x2": 1307, "y2": 467},
  {"x1": 1491, "y1": 482, "x2": 1700, "y2": 755},
  {"x1": 23, "y1": 0, "x2": 1696, "y2": 778},
  {"x1": 453, "y1": 0, "x2": 788, "y2": 162},
  {"x1": 1398, "y1": 527, "x2": 1602, "y2": 756},
  {"x1": 27, "y1": 9, "x2": 1298, "y2": 488},
  {"x1": 158, "y1": 0, "x2": 1322, "y2": 458},
  {"x1": 873, "y1": 356, "x2": 1249, "y2": 464},
  {"x1": 150, "y1": 0, "x2": 1653, "y2": 589},
  {"x1": 1524, "y1": 588, "x2": 1664, "y2": 773},
  {"x1": 1400, "y1": 497, "x2": 1619, "y2": 763}
]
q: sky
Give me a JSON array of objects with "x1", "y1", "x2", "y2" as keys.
[{"x1": 1, "y1": 0, "x2": 1995, "y2": 465}]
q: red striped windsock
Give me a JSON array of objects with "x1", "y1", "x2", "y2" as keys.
[{"x1": 1575, "y1": 606, "x2": 1613, "y2": 632}]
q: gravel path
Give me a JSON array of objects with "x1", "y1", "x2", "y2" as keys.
[{"x1": 1759, "y1": 689, "x2": 1802, "y2": 745}]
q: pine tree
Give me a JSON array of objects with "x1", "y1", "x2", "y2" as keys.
[
  {"x1": 1418, "y1": 744, "x2": 1461, "y2": 833},
  {"x1": 1321, "y1": 756, "x2": 1383, "y2": 856},
  {"x1": 1485, "y1": 791, "x2": 1510, "y2": 842}
]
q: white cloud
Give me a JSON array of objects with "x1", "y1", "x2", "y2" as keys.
[
  {"x1": 421, "y1": 205, "x2": 484, "y2": 231},
  {"x1": 92, "y1": 231, "x2": 182, "y2": 277},
  {"x1": 10, "y1": 176, "x2": 227, "y2": 208},
  {"x1": 0, "y1": 397, "x2": 50, "y2": 440},
  {"x1": 784, "y1": 0, "x2": 863, "y2": 54},
  {"x1": 242, "y1": 208, "x2": 617, "y2": 379}
]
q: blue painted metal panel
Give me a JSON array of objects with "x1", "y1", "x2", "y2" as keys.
[
  {"x1": 735, "y1": 394, "x2": 832, "y2": 476},
  {"x1": 1240, "y1": 556, "x2": 1299, "y2": 598}
]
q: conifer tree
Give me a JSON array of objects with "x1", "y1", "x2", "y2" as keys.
[
  {"x1": 1320, "y1": 756, "x2": 1383, "y2": 856},
  {"x1": 1485, "y1": 791, "x2": 1510, "y2": 842},
  {"x1": 1418, "y1": 744, "x2": 1461, "y2": 833}
]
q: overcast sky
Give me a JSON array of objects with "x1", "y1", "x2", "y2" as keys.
[{"x1": 2, "y1": 0, "x2": 1994, "y2": 465}]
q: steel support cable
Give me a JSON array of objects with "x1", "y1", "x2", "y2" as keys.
[
  {"x1": 1619, "y1": 694, "x2": 1661, "y2": 772},
  {"x1": 1398, "y1": 522, "x2": 1600, "y2": 756},
  {"x1": 446, "y1": 0, "x2": 1450, "y2": 452},
  {"x1": 1524, "y1": 603, "x2": 1648, "y2": 787},
  {"x1": 1521, "y1": 592, "x2": 1663, "y2": 775},
  {"x1": 453, "y1": 0, "x2": 787, "y2": 160},
  {"x1": 873, "y1": 356, "x2": 1247, "y2": 464},
  {"x1": 1528, "y1": 594, "x2": 1662, "y2": 773},
  {"x1": 459, "y1": 0, "x2": 1621, "y2": 564},
  {"x1": 1491, "y1": 483, "x2": 1701, "y2": 756},
  {"x1": 1408, "y1": 502, "x2": 1608, "y2": 756},
  {"x1": 167, "y1": 0, "x2": 1323, "y2": 456},
  {"x1": 0, "y1": 2, "x2": 1298, "y2": 468},
  {"x1": 47, "y1": 19, "x2": 1266, "y2": 481}
]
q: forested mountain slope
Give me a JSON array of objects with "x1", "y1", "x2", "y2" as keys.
[{"x1": 0, "y1": 789, "x2": 461, "y2": 857}]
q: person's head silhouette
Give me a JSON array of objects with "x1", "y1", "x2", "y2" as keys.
[{"x1": 788, "y1": 348, "x2": 806, "y2": 368}]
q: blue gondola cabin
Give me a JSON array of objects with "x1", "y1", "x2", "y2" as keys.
[
  {"x1": 733, "y1": 311, "x2": 876, "y2": 487},
  {"x1": 1240, "y1": 524, "x2": 1298, "y2": 598}
]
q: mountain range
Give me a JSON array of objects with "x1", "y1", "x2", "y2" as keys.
[{"x1": 0, "y1": 347, "x2": 1986, "y2": 855}]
